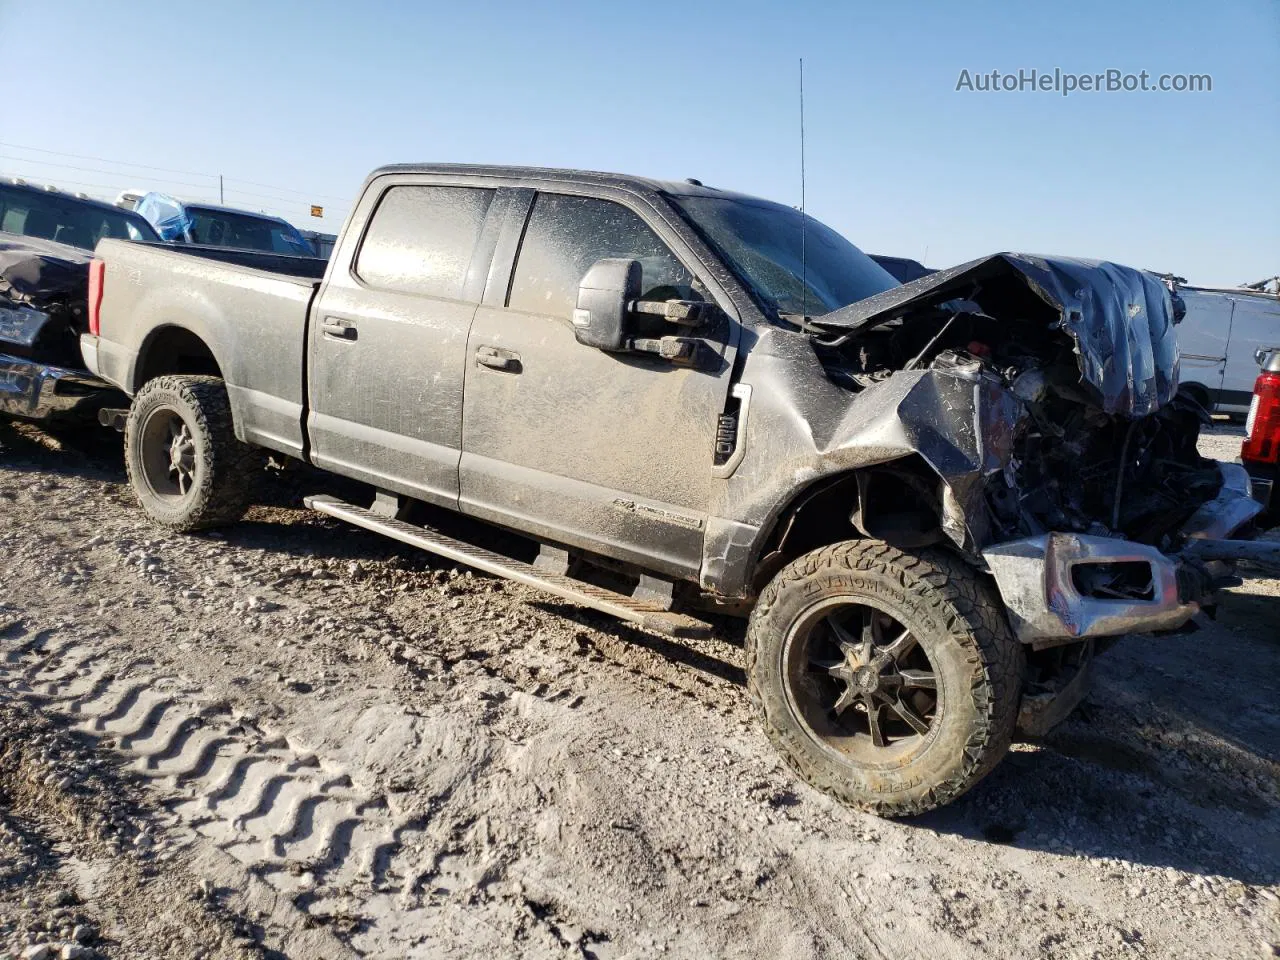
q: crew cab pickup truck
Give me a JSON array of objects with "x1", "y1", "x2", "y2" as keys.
[{"x1": 82, "y1": 164, "x2": 1277, "y2": 816}]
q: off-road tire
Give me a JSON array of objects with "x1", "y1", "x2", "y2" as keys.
[
  {"x1": 124, "y1": 375, "x2": 260, "y2": 532},
  {"x1": 745, "y1": 539, "x2": 1023, "y2": 817}
]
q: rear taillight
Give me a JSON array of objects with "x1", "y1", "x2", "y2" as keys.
[
  {"x1": 1242, "y1": 371, "x2": 1280, "y2": 465},
  {"x1": 87, "y1": 259, "x2": 105, "y2": 337}
]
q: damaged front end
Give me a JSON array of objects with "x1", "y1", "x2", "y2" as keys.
[
  {"x1": 809, "y1": 253, "x2": 1262, "y2": 647},
  {"x1": 0, "y1": 237, "x2": 120, "y2": 420}
]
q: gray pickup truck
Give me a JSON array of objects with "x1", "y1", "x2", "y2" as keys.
[{"x1": 83, "y1": 164, "x2": 1276, "y2": 816}]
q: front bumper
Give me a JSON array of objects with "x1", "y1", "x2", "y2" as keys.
[
  {"x1": 984, "y1": 463, "x2": 1265, "y2": 645},
  {"x1": 983, "y1": 533, "x2": 1203, "y2": 645},
  {"x1": 0, "y1": 352, "x2": 122, "y2": 421}
]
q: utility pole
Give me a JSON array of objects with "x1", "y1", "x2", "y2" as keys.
[{"x1": 219, "y1": 174, "x2": 224, "y2": 204}]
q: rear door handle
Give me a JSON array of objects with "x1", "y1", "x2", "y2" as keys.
[
  {"x1": 475, "y1": 345, "x2": 521, "y2": 372},
  {"x1": 322, "y1": 318, "x2": 357, "y2": 341}
]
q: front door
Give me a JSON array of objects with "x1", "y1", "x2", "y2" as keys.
[
  {"x1": 307, "y1": 180, "x2": 500, "y2": 507},
  {"x1": 459, "y1": 191, "x2": 734, "y2": 578}
]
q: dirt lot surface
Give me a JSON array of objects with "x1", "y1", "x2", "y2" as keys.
[{"x1": 0, "y1": 419, "x2": 1277, "y2": 960}]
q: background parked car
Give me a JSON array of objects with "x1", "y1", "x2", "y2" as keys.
[
  {"x1": 869, "y1": 254, "x2": 935, "y2": 283},
  {"x1": 134, "y1": 191, "x2": 318, "y2": 257},
  {"x1": 0, "y1": 180, "x2": 154, "y2": 420}
]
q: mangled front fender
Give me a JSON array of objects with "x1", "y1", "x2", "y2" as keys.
[{"x1": 703, "y1": 333, "x2": 1026, "y2": 594}]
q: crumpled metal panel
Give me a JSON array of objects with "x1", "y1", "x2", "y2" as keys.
[
  {"x1": 811, "y1": 253, "x2": 1180, "y2": 418},
  {"x1": 0, "y1": 236, "x2": 90, "y2": 309},
  {"x1": 709, "y1": 331, "x2": 1027, "y2": 574},
  {"x1": 1179, "y1": 463, "x2": 1263, "y2": 539}
]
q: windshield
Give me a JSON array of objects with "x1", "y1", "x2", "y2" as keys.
[
  {"x1": 0, "y1": 186, "x2": 159, "y2": 250},
  {"x1": 669, "y1": 194, "x2": 899, "y2": 318},
  {"x1": 186, "y1": 207, "x2": 315, "y2": 256}
]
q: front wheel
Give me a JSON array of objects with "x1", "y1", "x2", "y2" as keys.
[
  {"x1": 124, "y1": 375, "x2": 261, "y2": 532},
  {"x1": 745, "y1": 540, "x2": 1023, "y2": 817}
]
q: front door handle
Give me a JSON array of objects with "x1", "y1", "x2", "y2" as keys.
[
  {"x1": 322, "y1": 318, "x2": 357, "y2": 341},
  {"x1": 475, "y1": 345, "x2": 521, "y2": 372}
]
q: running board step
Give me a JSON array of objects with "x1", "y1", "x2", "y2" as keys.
[{"x1": 304, "y1": 495, "x2": 713, "y2": 639}]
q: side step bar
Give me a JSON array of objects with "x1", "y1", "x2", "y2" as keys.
[{"x1": 304, "y1": 495, "x2": 713, "y2": 639}]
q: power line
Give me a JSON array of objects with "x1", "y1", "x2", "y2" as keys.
[
  {"x1": 0, "y1": 140, "x2": 215, "y2": 178},
  {"x1": 0, "y1": 141, "x2": 350, "y2": 206},
  {"x1": 220, "y1": 183, "x2": 348, "y2": 207},
  {"x1": 0, "y1": 168, "x2": 217, "y2": 202},
  {"x1": 220, "y1": 177, "x2": 348, "y2": 203},
  {"x1": 0, "y1": 154, "x2": 214, "y2": 190}
]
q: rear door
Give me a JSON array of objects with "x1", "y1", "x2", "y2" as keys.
[
  {"x1": 306, "y1": 177, "x2": 504, "y2": 507},
  {"x1": 459, "y1": 189, "x2": 735, "y2": 578}
]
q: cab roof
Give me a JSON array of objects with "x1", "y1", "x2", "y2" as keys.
[{"x1": 366, "y1": 163, "x2": 769, "y2": 203}]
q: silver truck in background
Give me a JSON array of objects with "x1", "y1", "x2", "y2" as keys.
[{"x1": 80, "y1": 164, "x2": 1278, "y2": 817}]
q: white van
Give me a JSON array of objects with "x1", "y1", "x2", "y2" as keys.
[{"x1": 1175, "y1": 285, "x2": 1280, "y2": 419}]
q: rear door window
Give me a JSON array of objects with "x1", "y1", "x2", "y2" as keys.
[
  {"x1": 355, "y1": 185, "x2": 496, "y2": 301},
  {"x1": 508, "y1": 193, "x2": 697, "y2": 319}
]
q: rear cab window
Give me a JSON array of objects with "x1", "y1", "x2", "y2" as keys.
[{"x1": 355, "y1": 185, "x2": 496, "y2": 301}]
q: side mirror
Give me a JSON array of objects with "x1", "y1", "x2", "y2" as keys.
[{"x1": 573, "y1": 258, "x2": 640, "y2": 351}]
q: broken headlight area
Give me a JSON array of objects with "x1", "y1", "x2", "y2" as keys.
[{"x1": 0, "y1": 301, "x2": 84, "y2": 368}]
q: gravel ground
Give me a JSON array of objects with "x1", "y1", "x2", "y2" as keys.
[{"x1": 0, "y1": 418, "x2": 1277, "y2": 960}]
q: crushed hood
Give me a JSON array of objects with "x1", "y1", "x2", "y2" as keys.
[
  {"x1": 0, "y1": 235, "x2": 91, "y2": 309},
  {"x1": 812, "y1": 253, "x2": 1180, "y2": 418}
]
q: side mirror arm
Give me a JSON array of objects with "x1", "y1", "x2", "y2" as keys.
[
  {"x1": 627, "y1": 299, "x2": 715, "y2": 329},
  {"x1": 626, "y1": 335, "x2": 703, "y2": 366}
]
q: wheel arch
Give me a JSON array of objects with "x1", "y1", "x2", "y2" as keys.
[
  {"x1": 129, "y1": 323, "x2": 224, "y2": 394},
  {"x1": 746, "y1": 455, "x2": 953, "y2": 595}
]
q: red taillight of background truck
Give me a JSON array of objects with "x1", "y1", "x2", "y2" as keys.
[
  {"x1": 1242, "y1": 370, "x2": 1280, "y2": 465},
  {"x1": 87, "y1": 259, "x2": 105, "y2": 337}
]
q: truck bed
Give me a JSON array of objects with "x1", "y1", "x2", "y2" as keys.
[{"x1": 86, "y1": 239, "x2": 323, "y2": 459}]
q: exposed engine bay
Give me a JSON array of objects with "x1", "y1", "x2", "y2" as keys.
[{"x1": 808, "y1": 253, "x2": 1238, "y2": 553}]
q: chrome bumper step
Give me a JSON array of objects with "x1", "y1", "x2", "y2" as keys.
[{"x1": 304, "y1": 494, "x2": 713, "y2": 639}]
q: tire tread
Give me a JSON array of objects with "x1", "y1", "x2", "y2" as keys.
[{"x1": 745, "y1": 539, "x2": 1022, "y2": 817}]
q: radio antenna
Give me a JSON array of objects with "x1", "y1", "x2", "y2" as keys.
[{"x1": 799, "y1": 57, "x2": 808, "y2": 321}]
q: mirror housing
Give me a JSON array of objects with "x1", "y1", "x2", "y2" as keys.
[{"x1": 573, "y1": 258, "x2": 640, "y2": 351}]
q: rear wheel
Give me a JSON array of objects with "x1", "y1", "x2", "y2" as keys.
[
  {"x1": 746, "y1": 540, "x2": 1023, "y2": 817},
  {"x1": 124, "y1": 375, "x2": 260, "y2": 531}
]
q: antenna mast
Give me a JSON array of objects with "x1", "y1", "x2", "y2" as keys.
[{"x1": 799, "y1": 57, "x2": 808, "y2": 321}]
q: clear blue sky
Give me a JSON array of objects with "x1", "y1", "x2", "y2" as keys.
[{"x1": 2, "y1": 0, "x2": 1276, "y2": 286}]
